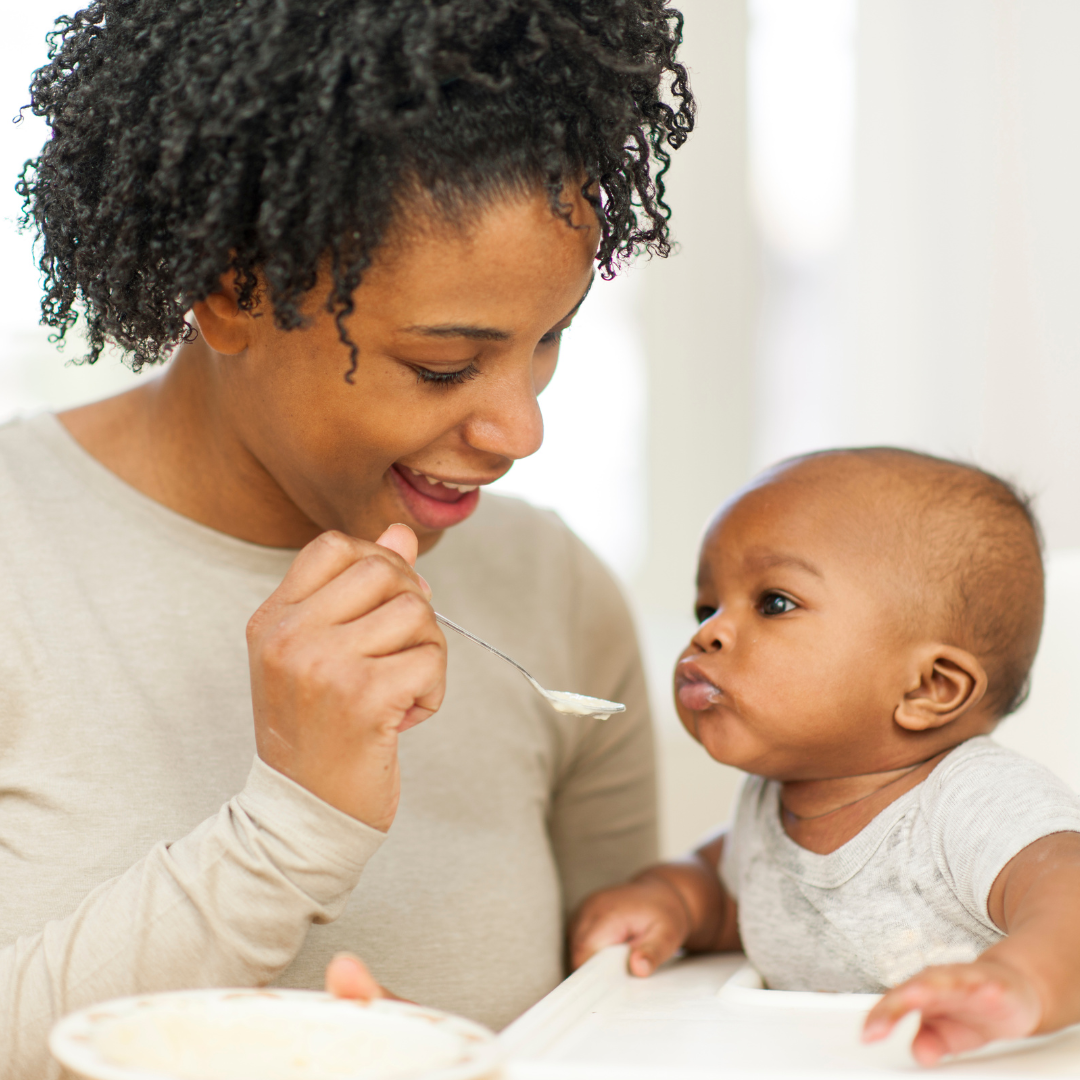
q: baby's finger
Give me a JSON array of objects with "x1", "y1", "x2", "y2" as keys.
[
  {"x1": 628, "y1": 923, "x2": 682, "y2": 978},
  {"x1": 910, "y1": 1016, "x2": 990, "y2": 1067},
  {"x1": 910, "y1": 1023, "x2": 951, "y2": 1067},
  {"x1": 863, "y1": 982, "x2": 930, "y2": 1042},
  {"x1": 570, "y1": 911, "x2": 637, "y2": 970}
]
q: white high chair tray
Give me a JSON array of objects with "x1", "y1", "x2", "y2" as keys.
[{"x1": 498, "y1": 946, "x2": 1080, "y2": 1079}]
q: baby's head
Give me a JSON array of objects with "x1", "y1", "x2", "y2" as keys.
[{"x1": 675, "y1": 449, "x2": 1044, "y2": 782}]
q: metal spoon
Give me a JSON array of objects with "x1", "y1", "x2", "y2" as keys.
[{"x1": 435, "y1": 612, "x2": 626, "y2": 721}]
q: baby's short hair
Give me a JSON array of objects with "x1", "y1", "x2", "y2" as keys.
[{"x1": 780, "y1": 448, "x2": 1045, "y2": 720}]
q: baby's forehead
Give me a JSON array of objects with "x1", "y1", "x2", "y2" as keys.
[{"x1": 703, "y1": 461, "x2": 899, "y2": 553}]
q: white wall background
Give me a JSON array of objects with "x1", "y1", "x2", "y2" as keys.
[{"x1": 2, "y1": 1, "x2": 1078, "y2": 858}]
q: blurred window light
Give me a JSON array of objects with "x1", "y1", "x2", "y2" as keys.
[
  {"x1": 748, "y1": 0, "x2": 857, "y2": 262},
  {"x1": 490, "y1": 271, "x2": 647, "y2": 583},
  {"x1": 1, "y1": 7, "x2": 146, "y2": 418},
  {"x1": 749, "y1": 0, "x2": 858, "y2": 472}
]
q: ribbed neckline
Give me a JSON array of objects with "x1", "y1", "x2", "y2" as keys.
[
  {"x1": 22, "y1": 412, "x2": 300, "y2": 577},
  {"x1": 758, "y1": 743, "x2": 974, "y2": 889}
]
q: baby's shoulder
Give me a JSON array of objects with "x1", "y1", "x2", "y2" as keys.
[
  {"x1": 919, "y1": 736, "x2": 1080, "y2": 879},
  {"x1": 921, "y1": 736, "x2": 1079, "y2": 816}
]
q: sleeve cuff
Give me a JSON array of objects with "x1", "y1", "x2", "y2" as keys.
[{"x1": 237, "y1": 756, "x2": 387, "y2": 881}]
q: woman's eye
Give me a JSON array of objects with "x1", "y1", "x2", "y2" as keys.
[
  {"x1": 415, "y1": 363, "x2": 479, "y2": 387},
  {"x1": 538, "y1": 328, "x2": 563, "y2": 347},
  {"x1": 695, "y1": 605, "x2": 717, "y2": 623},
  {"x1": 759, "y1": 593, "x2": 796, "y2": 616}
]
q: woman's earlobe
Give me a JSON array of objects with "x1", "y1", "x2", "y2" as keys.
[
  {"x1": 894, "y1": 646, "x2": 988, "y2": 732},
  {"x1": 191, "y1": 281, "x2": 250, "y2": 356}
]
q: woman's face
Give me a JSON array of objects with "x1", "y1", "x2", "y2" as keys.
[{"x1": 194, "y1": 188, "x2": 598, "y2": 550}]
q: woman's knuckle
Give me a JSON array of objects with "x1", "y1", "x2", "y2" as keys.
[
  {"x1": 360, "y1": 553, "x2": 397, "y2": 586},
  {"x1": 395, "y1": 590, "x2": 428, "y2": 618},
  {"x1": 315, "y1": 529, "x2": 352, "y2": 553}
]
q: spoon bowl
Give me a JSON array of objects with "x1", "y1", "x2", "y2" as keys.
[{"x1": 435, "y1": 613, "x2": 626, "y2": 721}]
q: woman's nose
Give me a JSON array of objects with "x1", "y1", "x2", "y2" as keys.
[{"x1": 464, "y1": 362, "x2": 545, "y2": 462}]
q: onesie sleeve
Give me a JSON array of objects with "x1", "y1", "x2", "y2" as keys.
[
  {"x1": 925, "y1": 738, "x2": 1080, "y2": 931},
  {"x1": 546, "y1": 529, "x2": 658, "y2": 918},
  {"x1": 0, "y1": 757, "x2": 385, "y2": 1080}
]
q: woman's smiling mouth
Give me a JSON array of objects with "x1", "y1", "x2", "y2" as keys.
[{"x1": 389, "y1": 463, "x2": 486, "y2": 530}]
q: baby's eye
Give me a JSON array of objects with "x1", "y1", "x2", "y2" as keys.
[
  {"x1": 759, "y1": 593, "x2": 796, "y2": 616},
  {"x1": 695, "y1": 605, "x2": 717, "y2": 623}
]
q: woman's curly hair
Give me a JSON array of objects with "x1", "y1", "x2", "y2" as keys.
[{"x1": 17, "y1": 0, "x2": 694, "y2": 374}]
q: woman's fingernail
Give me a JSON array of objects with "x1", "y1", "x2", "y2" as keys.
[{"x1": 417, "y1": 573, "x2": 432, "y2": 597}]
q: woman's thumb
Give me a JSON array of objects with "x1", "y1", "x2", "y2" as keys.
[
  {"x1": 375, "y1": 523, "x2": 419, "y2": 566},
  {"x1": 375, "y1": 523, "x2": 431, "y2": 597}
]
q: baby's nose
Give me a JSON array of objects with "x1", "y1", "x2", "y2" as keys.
[{"x1": 692, "y1": 612, "x2": 728, "y2": 653}]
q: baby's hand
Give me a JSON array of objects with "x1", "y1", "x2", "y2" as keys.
[
  {"x1": 569, "y1": 876, "x2": 692, "y2": 977},
  {"x1": 862, "y1": 957, "x2": 1042, "y2": 1066}
]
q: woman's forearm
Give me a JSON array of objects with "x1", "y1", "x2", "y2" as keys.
[{"x1": 0, "y1": 759, "x2": 383, "y2": 1080}]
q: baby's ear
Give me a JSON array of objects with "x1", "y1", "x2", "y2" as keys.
[{"x1": 894, "y1": 645, "x2": 988, "y2": 731}]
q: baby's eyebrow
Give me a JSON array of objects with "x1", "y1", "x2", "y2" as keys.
[{"x1": 744, "y1": 551, "x2": 823, "y2": 578}]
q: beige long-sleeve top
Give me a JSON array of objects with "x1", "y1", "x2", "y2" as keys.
[{"x1": 0, "y1": 414, "x2": 656, "y2": 1078}]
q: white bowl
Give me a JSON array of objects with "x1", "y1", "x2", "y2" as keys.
[{"x1": 50, "y1": 988, "x2": 501, "y2": 1080}]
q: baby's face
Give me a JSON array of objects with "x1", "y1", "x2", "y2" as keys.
[{"x1": 674, "y1": 471, "x2": 917, "y2": 781}]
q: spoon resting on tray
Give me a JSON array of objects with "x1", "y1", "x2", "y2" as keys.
[{"x1": 434, "y1": 612, "x2": 626, "y2": 721}]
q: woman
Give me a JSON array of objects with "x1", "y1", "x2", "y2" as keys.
[{"x1": 2, "y1": 1, "x2": 693, "y2": 1074}]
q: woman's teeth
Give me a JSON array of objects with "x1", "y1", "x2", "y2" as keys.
[{"x1": 406, "y1": 467, "x2": 479, "y2": 493}]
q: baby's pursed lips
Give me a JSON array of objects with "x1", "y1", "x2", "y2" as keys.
[{"x1": 675, "y1": 663, "x2": 724, "y2": 711}]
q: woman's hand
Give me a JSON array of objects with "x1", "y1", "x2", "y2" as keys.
[
  {"x1": 569, "y1": 877, "x2": 693, "y2": 977},
  {"x1": 248, "y1": 523, "x2": 445, "y2": 831},
  {"x1": 862, "y1": 957, "x2": 1042, "y2": 1066}
]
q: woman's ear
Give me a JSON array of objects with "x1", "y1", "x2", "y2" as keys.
[
  {"x1": 191, "y1": 272, "x2": 253, "y2": 356},
  {"x1": 894, "y1": 645, "x2": 988, "y2": 732}
]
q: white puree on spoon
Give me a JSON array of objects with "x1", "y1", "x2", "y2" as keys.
[
  {"x1": 543, "y1": 690, "x2": 623, "y2": 721},
  {"x1": 94, "y1": 997, "x2": 465, "y2": 1080}
]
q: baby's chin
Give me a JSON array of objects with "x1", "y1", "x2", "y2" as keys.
[{"x1": 676, "y1": 701, "x2": 774, "y2": 774}]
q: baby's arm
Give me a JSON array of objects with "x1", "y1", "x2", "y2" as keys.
[
  {"x1": 864, "y1": 831, "x2": 1080, "y2": 1065},
  {"x1": 569, "y1": 831, "x2": 740, "y2": 976}
]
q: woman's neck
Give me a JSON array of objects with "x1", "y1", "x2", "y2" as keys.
[
  {"x1": 59, "y1": 342, "x2": 324, "y2": 548},
  {"x1": 779, "y1": 750, "x2": 950, "y2": 855}
]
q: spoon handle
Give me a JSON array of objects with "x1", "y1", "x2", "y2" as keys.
[{"x1": 434, "y1": 612, "x2": 541, "y2": 689}]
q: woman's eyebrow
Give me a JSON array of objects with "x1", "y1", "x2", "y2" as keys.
[
  {"x1": 403, "y1": 324, "x2": 511, "y2": 341},
  {"x1": 403, "y1": 274, "x2": 596, "y2": 341}
]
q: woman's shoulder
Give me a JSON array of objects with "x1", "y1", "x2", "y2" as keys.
[{"x1": 0, "y1": 414, "x2": 79, "y2": 527}]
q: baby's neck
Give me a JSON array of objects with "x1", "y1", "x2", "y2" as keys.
[{"x1": 779, "y1": 751, "x2": 950, "y2": 855}]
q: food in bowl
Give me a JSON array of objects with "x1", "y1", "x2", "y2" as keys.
[{"x1": 50, "y1": 988, "x2": 500, "y2": 1080}]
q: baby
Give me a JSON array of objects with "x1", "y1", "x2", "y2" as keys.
[{"x1": 571, "y1": 448, "x2": 1080, "y2": 1065}]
